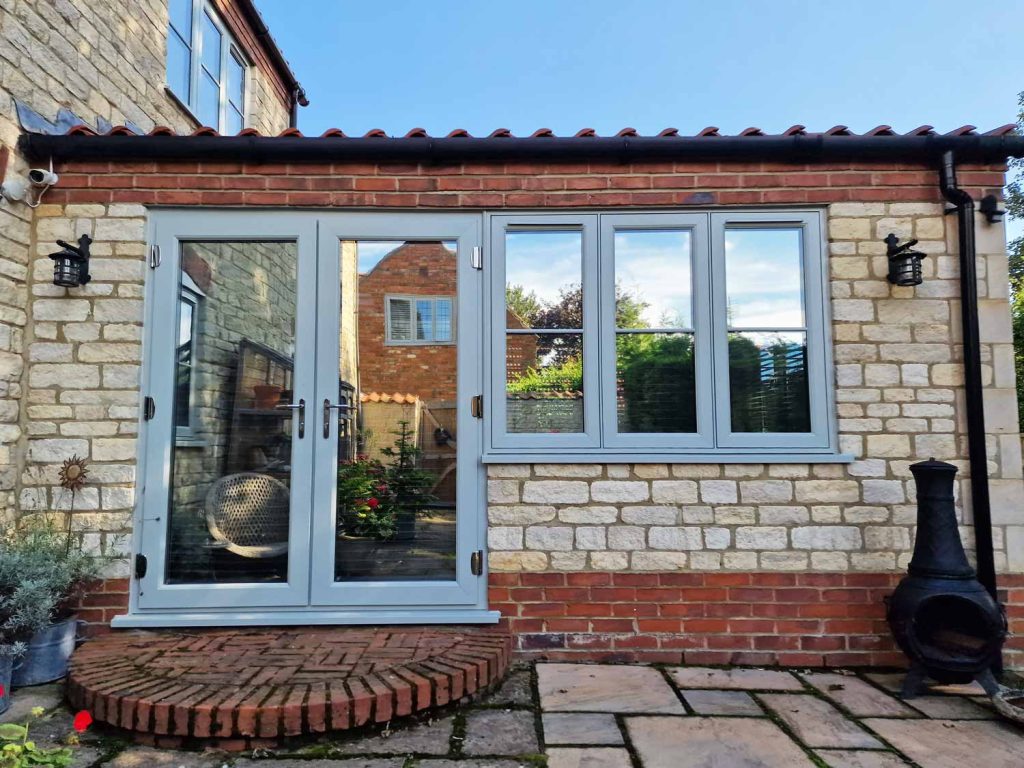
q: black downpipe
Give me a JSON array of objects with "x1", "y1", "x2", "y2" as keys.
[{"x1": 938, "y1": 150, "x2": 997, "y2": 602}]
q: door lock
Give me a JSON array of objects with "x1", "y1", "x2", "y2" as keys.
[
  {"x1": 323, "y1": 399, "x2": 354, "y2": 438},
  {"x1": 275, "y1": 398, "x2": 305, "y2": 438}
]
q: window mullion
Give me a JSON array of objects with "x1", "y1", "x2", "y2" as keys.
[{"x1": 189, "y1": 0, "x2": 203, "y2": 114}]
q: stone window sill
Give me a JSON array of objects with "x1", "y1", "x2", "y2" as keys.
[{"x1": 480, "y1": 451, "x2": 855, "y2": 465}]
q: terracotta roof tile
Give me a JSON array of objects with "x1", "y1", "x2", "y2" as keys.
[
  {"x1": 782, "y1": 125, "x2": 806, "y2": 136},
  {"x1": 320, "y1": 128, "x2": 346, "y2": 137},
  {"x1": 575, "y1": 128, "x2": 597, "y2": 137},
  {"x1": 446, "y1": 129, "x2": 471, "y2": 138},
  {"x1": 530, "y1": 128, "x2": 555, "y2": 138},
  {"x1": 945, "y1": 125, "x2": 978, "y2": 136},
  {"x1": 657, "y1": 128, "x2": 679, "y2": 137},
  {"x1": 616, "y1": 127, "x2": 638, "y2": 137},
  {"x1": 698, "y1": 126, "x2": 720, "y2": 137},
  {"x1": 489, "y1": 128, "x2": 512, "y2": 138},
  {"x1": 364, "y1": 129, "x2": 387, "y2": 138},
  {"x1": 985, "y1": 124, "x2": 1018, "y2": 136},
  {"x1": 866, "y1": 125, "x2": 896, "y2": 136},
  {"x1": 404, "y1": 127, "x2": 428, "y2": 138}
]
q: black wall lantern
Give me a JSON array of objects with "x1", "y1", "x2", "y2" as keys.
[
  {"x1": 49, "y1": 234, "x2": 92, "y2": 288},
  {"x1": 884, "y1": 233, "x2": 927, "y2": 287}
]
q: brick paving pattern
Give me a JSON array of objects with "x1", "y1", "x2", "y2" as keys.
[
  {"x1": 9, "y1": 658, "x2": 1024, "y2": 766},
  {"x1": 65, "y1": 627, "x2": 511, "y2": 747}
]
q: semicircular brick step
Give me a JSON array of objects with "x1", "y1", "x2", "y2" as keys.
[{"x1": 67, "y1": 627, "x2": 511, "y2": 749}]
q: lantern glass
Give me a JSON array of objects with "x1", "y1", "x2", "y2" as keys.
[
  {"x1": 52, "y1": 257, "x2": 80, "y2": 287},
  {"x1": 889, "y1": 253, "x2": 924, "y2": 287}
]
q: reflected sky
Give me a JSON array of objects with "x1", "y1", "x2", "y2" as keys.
[
  {"x1": 505, "y1": 231, "x2": 582, "y2": 306},
  {"x1": 357, "y1": 240, "x2": 455, "y2": 274},
  {"x1": 725, "y1": 228, "x2": 804, "y2": 328},
  {"x1": 614, "y1": 230, "x2": 692, "y2": 328}
]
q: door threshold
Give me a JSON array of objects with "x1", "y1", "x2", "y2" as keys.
[{"x1": 111, "y1": 608, "x2": 501, "y2": 628}]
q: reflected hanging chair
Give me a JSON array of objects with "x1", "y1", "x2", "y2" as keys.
[{"x1": 204, "y1": 472, "x2": 290, "y2": 558}]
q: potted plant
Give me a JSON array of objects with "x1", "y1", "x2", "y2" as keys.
[{"x1": 0, "y1": 517, "x2": 101, "y2": 689}]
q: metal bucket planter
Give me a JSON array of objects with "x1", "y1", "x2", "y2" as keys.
[
  {"x1": 0, "y1": 655, "x2": 12, "y2": 714},
  {"x1": 11, "y1": 618, "x2": 79, "y2": 687}
]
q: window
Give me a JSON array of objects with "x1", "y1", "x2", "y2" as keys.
[
  {"x1": 166, "y1": 0, "x2": 247, "y2": 133},
  {"x1": 386, "y1": 296, "x2": 455, "y2": 344},
  {"x1": 488, "y1": 210, "x2": 835, "y2": 459},
  {"x1": 174, "y1": 275, "x2": 204, "y2": 443}
]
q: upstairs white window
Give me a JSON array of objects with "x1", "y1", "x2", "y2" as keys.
[
  {"x1": 386, "y1": 296, "x2": 455, "y2": 344},
  {"x1": 487, "y1": 210, "x2": 835, "y2": 461},
  {"x1": 167, "y1": 0, "x2": 247, "y2": 133}
]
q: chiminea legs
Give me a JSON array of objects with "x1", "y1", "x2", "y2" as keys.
[{"x1": 899, "y1": 661, "x2": 1001, "y2": 699}]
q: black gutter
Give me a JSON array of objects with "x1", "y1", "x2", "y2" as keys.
[
  {"x1": 234, "y1": 0, "x2": 308, "y2": 128},
  {"x1": 939, "y1": 150, "x2": 998, "y2": 604},
  {"x1": 18, "y1": 133, "x2": 1024, "y2": 164}
]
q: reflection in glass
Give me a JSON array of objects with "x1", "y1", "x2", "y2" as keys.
[
  {"x1": 198, "y1": 73, "x2": 220, "y2": 129},
  {"x1": 200, "y1": 12, "x2": 221, "y2": 75},
  {"x1": 336, "y1": 241, "x2": 458, "y2": 581},
  {"x1": 505, "y1": 231, "x2": 582, "y2": 328},
  {"x1": 616, "y1": 333, "x2": 696, "y2": 433},
  {"x1": 167, "y1": 241, "x2": 298, "y2": 584},
  {"x1": 506, "y1": 332, "x2": 584, "y2": 434},
  {"x1": 168, "y1": 0, "x2": 192, "y2": 36},
  {"x1": 614, "y1": 230, "x2": 692, "y2": 328},
  {"x1": 729, "y1": 332, "x2": 810, "y2": 433},
  {"x1": 725, "y1": 228, "x2": 804, "y2": 329}
]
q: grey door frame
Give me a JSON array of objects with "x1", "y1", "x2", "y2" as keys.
[{"x1": 119, "y1": 209, "x2": 494, "y2": 627}]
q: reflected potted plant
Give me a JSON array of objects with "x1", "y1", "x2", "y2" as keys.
[{"x1": 336, "y1": 422, "x2": 435, "y2": 577}]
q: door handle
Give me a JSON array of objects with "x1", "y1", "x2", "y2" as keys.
[
  {"x1": 275, "y1": 399, "x2": 305, "y2": 438},
  {"x1": 323, "y1": 399, "x2": 355, "y2": 438}
]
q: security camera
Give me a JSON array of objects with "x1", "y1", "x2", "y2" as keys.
[{"x1": 27, "y1": 169, "x2": 59, "y2": 188}]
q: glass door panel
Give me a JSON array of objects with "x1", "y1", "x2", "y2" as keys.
[
  {"x1": 138, "y1": 213, "x2": 317, "y2": 609},
  {"x1": 311, "y1": 214, "x2": 484, "y2": 608}
]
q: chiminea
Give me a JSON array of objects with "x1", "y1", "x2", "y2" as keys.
[{"x1": 887, "y1": 458, "x2": 1005, "y2": 697}]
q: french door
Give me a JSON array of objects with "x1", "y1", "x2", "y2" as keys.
[{"x1": 132, "y1": 211, "x2": 487, "y2": 621}]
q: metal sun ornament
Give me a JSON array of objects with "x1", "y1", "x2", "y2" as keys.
[{"x1": 58, "y1": 455, "x2": 89, "y2": 491}]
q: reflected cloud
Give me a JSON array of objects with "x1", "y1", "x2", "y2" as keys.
[
  {"x1": 725, "y1": 229, "x2": 804, "y2": 328},
  {"x1": 505, "y1": 231, "x2": 582, "y2": 306},
  {"x1": 614, "y1": 230, "x2": 692, "y2": 328}
]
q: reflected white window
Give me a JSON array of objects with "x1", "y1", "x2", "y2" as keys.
[
  {"x1": 175, "y1": 273, "x2": 205, "y2": 443},
  {"x1": 166, "y1": 0, "x2": 247, "y2": 133},
  {"x1": 387, "y1": 296, "x2": 455, "y2": 344}
]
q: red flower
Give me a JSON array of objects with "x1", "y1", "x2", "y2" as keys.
[
  {"x1": 376, "y1": 484, "x2": 388, "y2": 492},
  {"x1": 73, "y1": 710, "x2": 93, "y2": 732},
  {"x1": 367, "y1": 498, "x2": 380, "y2": 508},
  {"x1": 0, "y1": 684, "x2": 5, "y2": 697}
]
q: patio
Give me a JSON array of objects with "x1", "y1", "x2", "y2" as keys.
[{"x1": 8, "y1": 658, "x2": 1024, "y2": 767}]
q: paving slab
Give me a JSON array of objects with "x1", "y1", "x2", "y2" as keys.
[
  {"x1": 800, "y1": 673, "x2": 918, "y2": 718},
  {"x1": 546, "y1": 747, "x2": 633, "y2": 768},
  {"x1": 330, "y1": 715, "x2": 454, "y2": 755},
  {"x1": 669, "y1": 666, "x2": 803, "y2": 691},
  {"x1": 234, "y1": 761, "x2": 404, "y2": 768},
  {"x1": 542, "y1": 713, "x2": 624, "y2": 745},
  {"x1": 486, "y1": 669, "x2": 534, "y2": 707},
  {"x1": 815, "y1": 749, "x2": 911, "y2": 768},
  {"x1": 682, "y1": 689, "x2": 763, "y2": 716},
  {"x1": 865, "y1": 673, "x2": 986, "y2": 697},
  {"x1": 0, "y1": 683, "x2": 64, "y2": 723},
  {"x1": 759, "y1": 693, "x2": 883, "y2": 749},
  {"x1": 903, "y1": 695, "x2": 996, "y2": 719},
  {"x1": 627, "y1": 715, "x2": 815, "y2": 767},
  {"x1": 418, "y1": 762, "x2": 530, "y2": 768},
  {"x1": 537, "y1": 663, "x2": 685, "y2": 714},
  {"x1": 863, "y1": 718, "x2": 1024, "y2": 768},
  {"x1": 462, "y1": 709, "x2": 539, "y2": 756},
  {"x1": 111, "y1": 748, "x2": 232, "y2": 767}
]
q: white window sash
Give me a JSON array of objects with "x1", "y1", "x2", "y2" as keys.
[
  {"x1": 385, "y1": 295, "x2": 457, "y2": 345},
  {"x1": 169, "y1": 0, "x2": 247, "y2": 133}
]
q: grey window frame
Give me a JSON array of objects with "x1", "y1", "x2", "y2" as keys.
[
  {"x1": 711, "y1": 211, "x2": 833, "y2": 451},
  {"x1": 483, "y1": 209, "x2": 842, "y2": 463},
  {"x1": 600, "y1": 213, "x2": 714, "y2": 450},
  {"x1": 384, "y1": 294, "x2": 457, "y2": 345},
  {"x1": 488, "y1": 214, "x2": 601, "y2": 451},
  {"x1": 166, "y1": 0, "x2": 249, "y2": 133}
]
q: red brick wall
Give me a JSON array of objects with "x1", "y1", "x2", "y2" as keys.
[
  {"x1": 490, "y1": 572, "x2": 1024, "y2": 669},
  {"x1": 46, "y1": 159, "x2": 1005, "y2": 209}
]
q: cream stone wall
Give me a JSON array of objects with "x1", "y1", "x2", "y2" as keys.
[
  {"x1": 486, "y1": 203, "x2": 1024, "y2": 574},
  {"x1": 0, "y1": 0, "x2": 290, "y2": 521},
  {"x1": 10, "y1": 201, "x2": 1024, "y2": 579}
]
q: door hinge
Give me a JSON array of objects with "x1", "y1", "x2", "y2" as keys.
[
  {"x1": 148, "y1": 244, "x2": 161, "y2": 268},
  {"x1": 470, "y1": 549, "x2": 484, "y2": 576},
  {"x1": 134, "y1": 553, "x2": 148, "y2": 579},
  {"x1": 143, "y1": 396, "x2": 156, "y2": 420},
  {"x1": 471, "y1": 394, "x2": 483, "y2": 418},
  {"x1": 471, "y1": 245, "x2": 482, "y2": 270}
]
